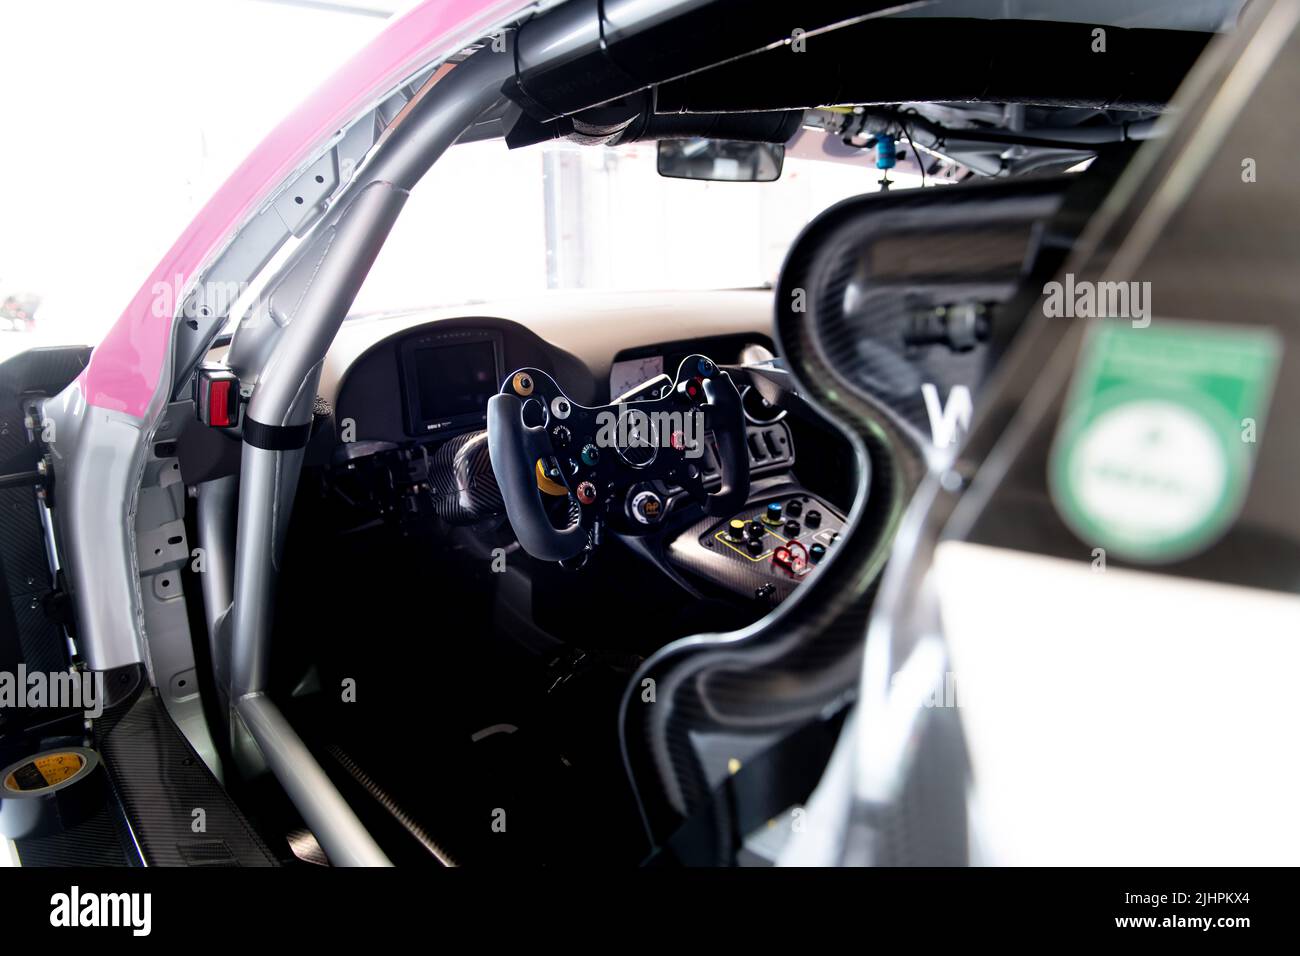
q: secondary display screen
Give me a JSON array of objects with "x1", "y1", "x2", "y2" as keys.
[
  {"x1": 609, "y1": 355, "x2": 664, "y2": 400},
  {"x1": 412, "y1": 340, "x2": 497, "y2": 429}
]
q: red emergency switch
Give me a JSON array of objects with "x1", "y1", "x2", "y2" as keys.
[
  {"x1": 772, "y1": 541, "x2": 810, "y2": 575},
  {"x1": 209, "y1": 379, "x2": 232, "y2": 426},
  {"x1": 195, "y1": 365, "x2": 241, "y2": 429}
]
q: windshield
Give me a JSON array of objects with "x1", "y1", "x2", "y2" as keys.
[
  {"x1": 2, "y1": 0, "x2": 927, "y2": 365},
  {"x1": 349, "y1": 134, "x2": 924, "y2": 315}
]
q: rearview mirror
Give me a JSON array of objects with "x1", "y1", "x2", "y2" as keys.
[{"x1": 657, "y1": 138, "x2": 784, "y2": 182}]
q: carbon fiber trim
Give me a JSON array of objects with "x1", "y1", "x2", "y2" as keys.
[
  {"x1": 424, "y1": 429, "x2": 504, "y2": 523},
  {"x1": 97, "y1": 692, "x2": 278, "y2": 867},
  {"x1": 14, "y1": 802, "x2": 137, "y2": 867},
  {"x1": 854, "y1": 703, "x2": 969, "y2": 866},
  {"x1": 0, "y1": 346, "x2": 88, "y2": 737},
  {"x1": 805, "y1": 178, "x2": 1070, "y2": 441},
  {"x1": 8, "y1": 592, "x2": 67, "y2": 675},
  {"x1": 0, "y1": 346, "x2": 91, "y2": 401}
]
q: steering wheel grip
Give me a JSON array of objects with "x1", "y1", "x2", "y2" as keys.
[
  {"x1": 487, "y1": 393, "x2": 589, "y2": 561},
  {"x1": 702, "y1": 371, "x2": 750, "y2": 516}
]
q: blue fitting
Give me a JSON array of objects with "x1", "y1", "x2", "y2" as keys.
[{"x1": 874, "y1": 134, "x2": 897, "y2": 171}]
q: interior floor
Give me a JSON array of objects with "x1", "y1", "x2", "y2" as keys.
[{"x1": 269, "y1": 487, "x2": 761, "y2": 865}]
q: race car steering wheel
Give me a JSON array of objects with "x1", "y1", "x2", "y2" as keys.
[{"x1": 487, "y1": 354, "x2": 749, "y2": 561}]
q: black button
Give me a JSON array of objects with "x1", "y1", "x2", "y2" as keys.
[
  {"x1": 805, "y1": 509, "x2": 822, "y2": 528},
  {"x1": 746, "y1": 536, "x2": 764, "y2": 555},
  {"x1": 784, "y1": 519, "x2": 801, "y2": 536},
  {"x1": 810, "y1": 543, "x2": 827, "y2": 563},
  {"x1": 786, "y1": 498, "x2": 803, "y2": 517}
]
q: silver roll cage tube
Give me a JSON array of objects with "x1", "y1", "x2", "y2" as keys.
[{"x1": 222, "y1": 38, "x2": 519, "y2": 867}]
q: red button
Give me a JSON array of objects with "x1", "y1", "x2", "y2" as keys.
[{"x1": 576, "y1": 481, "x2": 597, "y2": 505}]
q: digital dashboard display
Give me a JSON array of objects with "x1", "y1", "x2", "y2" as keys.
[
  {"x1": 410, "y1": 340, "x2": 497, "y2": 432},
  {"x1": 609, "y1": 355, "x2": 664, "y2": 400}
]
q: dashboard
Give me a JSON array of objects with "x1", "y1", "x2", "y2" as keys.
[
  {"x1": 313, "y1": 289, "x2": 857, "y2": 605},
  {"x1": 322, "y1": 290, "x2": 777, "y2": 446}
]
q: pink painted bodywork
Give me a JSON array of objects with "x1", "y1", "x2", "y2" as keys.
[{"x1": 82, "y1": 0, "x2": 533, "y2": 420}]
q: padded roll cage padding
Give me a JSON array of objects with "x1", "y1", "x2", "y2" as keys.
[{"x1": 241, "y1": 418, "x2": 311, "y2": 451}]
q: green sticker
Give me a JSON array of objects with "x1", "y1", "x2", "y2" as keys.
[{"x1": 1050, "y1": 321, "x2": 1281, "y2": 563}]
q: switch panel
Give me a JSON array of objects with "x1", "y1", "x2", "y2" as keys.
[{"x1": 666, "y1": 491, "x2": 847, "y2": 603}]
